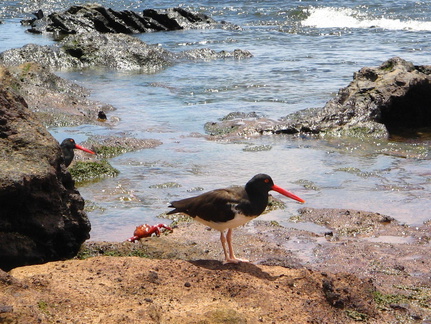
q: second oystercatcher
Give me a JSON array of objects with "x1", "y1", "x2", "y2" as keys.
[
  {"x1": 167, "y1": 173, "x2": 305, "y2": 264},
  {"x1": 60, "y1": 138, "x2": 95, "y2": 167}
]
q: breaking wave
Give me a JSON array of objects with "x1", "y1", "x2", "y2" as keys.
[{"x1": 301, "y1": 7, "x2": 431, "y2": 31}]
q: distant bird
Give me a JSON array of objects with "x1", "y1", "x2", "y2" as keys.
[
  {"x1": 167, "y1": 174, "x2": 305, "y2": 264},
  {"x1": 60, "y1": 138, "x2": 95, "y2": 167},
  {"x1": 97, "y1": 111, "x2": 107, "y2": 121}
]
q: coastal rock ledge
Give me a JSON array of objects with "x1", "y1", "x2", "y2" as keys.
[
  {"x1": 0, "y1": 83, "x2": 90, "y2": 271},
  {"x1": 23, "y1": 4, "x2": 220, "y2": 35},
  {"x1": 205, "y1": 57, "x2": 431, "y2": 138}
]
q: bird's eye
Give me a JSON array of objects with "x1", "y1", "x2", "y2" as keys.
[{"x1": 264, "y1": 179, "x2": 269, "y2": 183}]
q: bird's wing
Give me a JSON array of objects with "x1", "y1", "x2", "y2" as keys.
[{"x1": 168, "y1": 188, "x2": 246, "y2": 222}]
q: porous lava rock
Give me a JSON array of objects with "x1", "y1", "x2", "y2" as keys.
[
  {"x1": 0, "y1": 81, "x2": 90, "y2": 271},
  {"x1": 205, "y1": 57, "x2": 431, "y2": 139}
]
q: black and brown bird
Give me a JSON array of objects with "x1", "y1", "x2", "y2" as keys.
[
  {"x1": 167, "y1": 173, "x2": 305, "y2": 264},
  {"x1": 60, "y1": 138, "x2": 95, "y2": 167}
]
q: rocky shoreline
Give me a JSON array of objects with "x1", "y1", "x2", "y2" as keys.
[{"x1": 2, "y1": 210, "x2": 431, "y2": 323}]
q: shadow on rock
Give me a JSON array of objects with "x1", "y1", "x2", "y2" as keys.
[{"x1": 189, "y1": 259, "x2": 283, "y2": 281}]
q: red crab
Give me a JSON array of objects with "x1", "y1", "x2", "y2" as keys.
[{"x1": 127, "y1": 224, "x2": 173, "y2": 242}]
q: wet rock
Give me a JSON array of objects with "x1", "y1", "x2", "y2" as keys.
[
  {"x1": 61, "y1": 32, "x2": 174, "y2": 72},
  {"x1": 0, "y1": 64, "x2": 115, "y2": 127},
  {"x1": 0, "y1": 43, "x2": 81, "y2": 70},
  {"x1": 65, "y1": 135, "x2": 163, "y2": 184},
  {"x1": 279, "y1": 57, "x2": 431, "y2": 138},
  {"x1": 178, "y1": 48, "x2": 253, "y2": 60},
  {"x1": 82, "y1": 135, "x2": 163, "y2": 159},
  {"x1": 23, "y1": 5, "x2": 218, "y2": 36},
  {"x1": 0, "y1": 33, "x2": 171, "y2": 72},
  {"x1": 68, "y1": 160, "x2": 120, "y2": 184},
  {"x1": 142, "y1": 7, "x2": 217, "y2": 31},
  {"x1": 206, "y1": 57, "x2": 431, "y2": 139},
  {"x1": 0, "y1": 32, "x2": 251, "y2": 72},
  {"x1": 0, "y1": 83, "x2": 90, "y2": 271},
  {"x1": 204, "y1": 116, "x2": 278, "y2": 137},
  {"x1": 296, "y1": 207, "x2": 401, "y2": 238}
]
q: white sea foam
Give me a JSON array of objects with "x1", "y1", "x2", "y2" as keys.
[{"x1": 302, "y1": 7, "x2": 431, "y2": 31}]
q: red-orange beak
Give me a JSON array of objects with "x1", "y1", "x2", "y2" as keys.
[
  {"x1": 75, "y1": 144, "x2": 96, "y2": 155},
  {"x1": 271, "y1": 184, "x2": 305, "y2": 203}
]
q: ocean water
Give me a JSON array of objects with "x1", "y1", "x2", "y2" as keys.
[{"x1": 1, "y1": 0, "x2": 430, "y2": 241}]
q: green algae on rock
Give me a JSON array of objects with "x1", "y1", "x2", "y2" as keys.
[
  {"x1": 68, "y1": 160, "x2": 119, "y2": 184},
  {"x1": 84, "y1": 136, "x2": 162, "y2": 159}
]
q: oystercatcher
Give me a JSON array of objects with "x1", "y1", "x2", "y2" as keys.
[
  {"x1": 167, "y1": 173, "x2": 305, "y2": 264},
  {"x1": 60, "y1": 138, "x2": 95, "y2": 167}
]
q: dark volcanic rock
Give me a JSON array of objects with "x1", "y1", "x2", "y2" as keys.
[
  {"x1": 0, "y1": 83, "x2": 90, "y2": 271},
  {"x1": 280, "y1": 57, "x2": 431, "y2": 137},
  {"x1": 205, "y1": 57, "x2": 431, "y2": 139},
  {"x1": 24, "y1": 4, "x2": 218, "y2": 36}
]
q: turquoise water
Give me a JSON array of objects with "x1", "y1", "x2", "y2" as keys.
[{"x1": 1, "y1": 0, "x2": 430, "y2": 241}]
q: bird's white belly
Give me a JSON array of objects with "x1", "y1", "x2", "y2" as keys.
[{"x1": 195, "y1": 213, "x2": 256, "y2": 232}]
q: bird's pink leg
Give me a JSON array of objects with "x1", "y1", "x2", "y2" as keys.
[
  {"x1": 220, "y1": 231, "x2": 232, "y2": 263},
  {"x1": 220, "y1": 229, "x2": 249, "y2": 264}
]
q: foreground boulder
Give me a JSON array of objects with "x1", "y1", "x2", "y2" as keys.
[
  {"x1": 0, "y1": 82, "x2": 90, "y2": 271},
  {"x1": 205, "y1": 57, "x2": 431, "y2": 138},
  {"x1": 23, "y1": 4, "x2": 219, "y2": 35}
]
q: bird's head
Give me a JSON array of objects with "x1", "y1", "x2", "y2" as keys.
[
  {"x1": 61, "y1": 138, "x2": 95, "y2": 155},
  {"x1": 247, "y1": 173, "x2": 305, "y2": 203}
]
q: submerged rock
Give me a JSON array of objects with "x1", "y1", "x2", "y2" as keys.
[
  {"x1": 206, "y1": 57, "x2": 431, "y2": 139},
  {"x1": 0, "y1": 84, "x2": 90, "y2": 271}
]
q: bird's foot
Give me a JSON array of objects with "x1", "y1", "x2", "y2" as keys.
[{"x1": 223, "y1": 258, "x2": 249, "y2": 264}]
